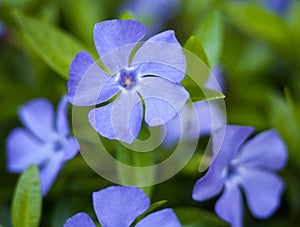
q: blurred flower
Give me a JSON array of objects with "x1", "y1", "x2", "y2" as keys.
[
  {"x1": 263, "y1": 0, "x2": 291, "y2": 14},
  {"x1": 163, "y1": 66, "x2": 225, "y2": 146},
  {"x1": 122, "y1": 0, "x2": 180, "y2": 35},
  {"x1": 0, "y1": 22, "x2": 4, "y2": 39},
  {"x1": 68, "y1": 19, "x2": 188, "y2": 144},
  {"x1": 192, "y1": 125, "x2": 287, "y2": 227},
  {"x1": 64, "y1": 186, "x2": 181, "y2": 227},
  {"x1": 6, "y1": 96, "x2": 79, "y2": 196},
  {"x1": 0, "y1": 0, "x2": 4, "y2": 39}
]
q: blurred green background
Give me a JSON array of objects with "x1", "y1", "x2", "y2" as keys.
[{"x1": 1, "y1": 0, "x2": 300, "y2": 226}]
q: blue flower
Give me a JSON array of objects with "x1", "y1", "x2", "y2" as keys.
[
  {"x1": 68, "y1": 19, "x2": 189, "y2": 144},
  {"x1": 64, "y1": 186, "x2": 181, "y2": 227},
  {"x1": 263, "y1": 0, "x2": 291, "y2": 14},
  {"x1": 121, "y1": 0, "x2": 180, "y2": 35},
  {"x1": 6, "y1": 96, "x2": 79, "y2": 196},
  {"x1": 192, "y1": 125, "x2": 287, "y2": 227}
]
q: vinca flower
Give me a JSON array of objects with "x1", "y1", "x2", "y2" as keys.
[
  {"x1": 192, "y1": 125, "x2": 287, "y2": 227},
  {"x1": 6, "y1": 96, "x2": 79, "y2": 195},
  {"x1": 64, "y1": 186, "x2": 181, "y2": 227},
  {"x1": 68, "y1": 19, "x2": 189, "y2": 144}
]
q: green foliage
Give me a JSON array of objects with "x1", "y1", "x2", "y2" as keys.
[
  {"x1": 175, "y1": 207, "x2": 229, "y2": 227},
  {"x1": 184, "y1": 36, "x2": 209, "y2": 67},
  {"x1": 13, "y1": 11, "x2": 90, "y2": 80},
  {"x1": 61, "y1": 0, "x2": 106, "y2": 44},
  {"x1": 225, "y1": 2, "x2": 292, "y2": 53},
  {"x1": 11, "y1": 165, "x2": 42, "y2": 227},
  {"x1": 182, "y1": 36, "x2": 225, "y2": 102},
  {"x1": 116, "y1": 143, "x2": 155, "y2": 196},
  {"x1": 194, "y1": 10, "x2": 223, "y2": 68},
  {"x1": 3, "y1": 0, "x2": 38, "y2": 10},
  {"x1": 269, "y1": 91, "x2": 300, "y2": 168}
]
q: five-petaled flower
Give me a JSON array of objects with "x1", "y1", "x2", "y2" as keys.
[
  {"x1": 192, "y1": 125, "x2": 287, "y2": 227},
  {"x1": 6, "y1": 96, "x2": 79, "y2": 196},
  {"x1": 64, "y1": 186, "x2": 181, "y2": 227},
  {"x1": 68, "y1": 19, "x2": 189, "y2": 144}
]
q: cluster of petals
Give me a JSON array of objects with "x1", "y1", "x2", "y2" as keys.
[
  {"x1": 68, "y1": 19, "x2": 189, "y2": 144},
  {"x1": 64, "y1": 186, "x2": 181, "y2": 227},
  {"x1": 6, "y1": 96, "x2": 78, "y2": 195},
  {"x1": 192, "y1": 125, "x2": 287, "y2": 227}
]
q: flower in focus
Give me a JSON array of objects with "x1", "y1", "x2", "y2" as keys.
[
  {"x1": 68, "y1": 19, "x2": 189, "y2": 144},
  {"x1": 6, "y1": 96, "x2": 79, "y2": 196},
  {"x1": 122, "y1": 0, "x2": 180, "y2": 35},
  {"x1": 64, "y1": 186, "x2": 181, "y2": 227},
  {"x1": 163, "y1": 66, "x2": 225, "y2": 146},
  {"x1": 192, "y1": 125, "x2": 287, "y2": 227}
]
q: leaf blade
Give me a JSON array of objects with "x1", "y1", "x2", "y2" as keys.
[
  {"x1": 11, "y1": 165, "x2": 42, "y2": 227},
  {"x1": 13, "y1": 10, "x2": 90, "y2": 79}
]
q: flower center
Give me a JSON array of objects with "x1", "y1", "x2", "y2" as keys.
[
  {"x1": 222, "y1": 161, "x2": 239, "y2": 179},
  {"x1": 49, "y1": 133, "x2": 67, "y2": 153},
  {"x1": 117, "y1": 67, "x2": 137, "y2": 90}
]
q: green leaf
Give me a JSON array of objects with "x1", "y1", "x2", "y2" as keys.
[
  {"x1": 12, "y1": 165, "x2": 42, "y2": 227},
  {"x1": 61, "y1": 0, "x2": 106, "y2": 44},
  {"x1": 13, "y1": 10, "x2": 90, "y2": 80},
  {"x1": 116, "y1": 139, "x2": 156, "y2": 196},
  {"x1": 4, "y1": 0, "x2": 38, "y2": 10},
  {"x1": 147, "y1": 200, "x2": 168, "y2": 213},
  {"x1": 268, "y1": 92, "x2": 300, "y2": 168},
  {"x1": 184, "y1": 36, "x2": 209, "y2": 67},
  {"x1": 182, "y1": 41, "x2": 225, "y2": 102},
  {"x1": 225, "y1": 3, "x2": 291, "y2": 52},
  {"x1": 175, "y1": 207, "x2": 229, "y2": 227},
  {"x1": 284, "y1": 87, "x2": 300, "y2": 128},
  {"x1": 194, "y1": 10, "x2": 223, "y2": 68}
]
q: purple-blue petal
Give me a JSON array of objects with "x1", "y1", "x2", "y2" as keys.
[
  {"x1": 19, "y1": 98, "x2": 55, "y2": 141},
  {"x1": 215, "y1": 182, "x2": 243, "y2": 227},
  {"x1": 205, "y1": 66, "x2": 225, "y2": 93},
  {"x1": 240, "y1": 169, "x2": 284, "y2": 218},
  {"x1": 136, "y1": 208, "x2": 181, "y2": 227},
  {"x1": 137, "y1": 77, "x2": 189, "y2": 126},
  {"x1": 39, "y1": 152, "x2": 64, "y2": 196},
  {"x1": 163, "y1": 103, "x2": 200, "y2": 146},
  {"x1": 68, "y1": 51, "x2": 94, "y2": 103},
  {"x1": 212, "y1": 125, "x2": 255, "y2": 165},
  {"x1": 93, "y1": 186, "x2": 150, "y2": 227},
  {"x1": 195, "y1": 100, "x2": 225, "y2": 137},
  {"x1": 62, "y1": 137, "x2": 79, "y2": 161},
  {"x1": 64, "y1": 212, "x2": 96, "y2": 227},
  {"x1": 68, "y1": 51, "x2": 120, "y2": 106},
  {"x1": 264, "y1": 0, "x2": 291, "y2": 14},
  {"x1": 192, "y1": 164, "x2": 225, "y2": 201},
  {"x1": 6, "y1": 128, "x2": 50, "y2": 172},
  {"x1": 132, "y1": 30, "x2": 186, "y2": 83},
  {"x1": 88, "y1": 91, "x2": 143, "y2": 143},
  {"x1": 94, "y1": 20, "x2": 146, "y2": 73},
  {"x1": 235, "y1": 129, "x2": 287, "y2": 170},
  {"x1": 163, "y1": 100, "x2": 224, "y2": 146},
  {"x1": 56, "y1": 95, "x2": 70, "y2": 136}
]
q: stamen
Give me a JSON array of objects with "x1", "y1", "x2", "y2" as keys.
[{"x1": 117, "y1": 67, "x2": 137, "y2": 90}]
